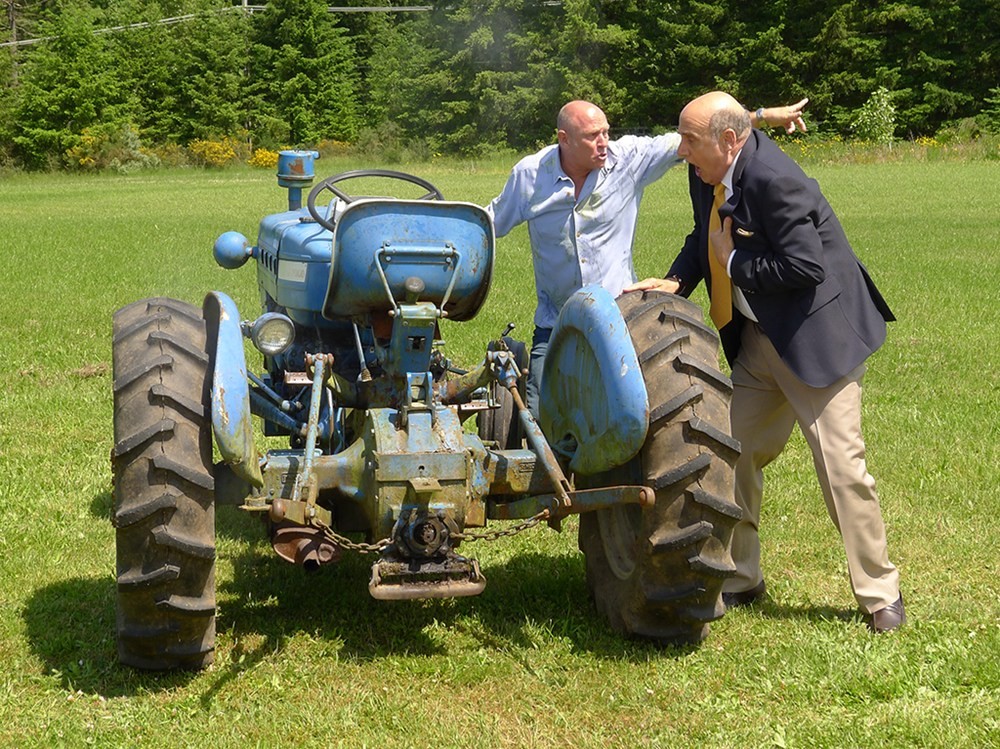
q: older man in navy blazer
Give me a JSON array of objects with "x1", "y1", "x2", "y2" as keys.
[{"x1": 627, "y1": 91, "x2": 905, "y2": 633}]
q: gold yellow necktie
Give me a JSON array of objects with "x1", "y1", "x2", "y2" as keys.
[{"x1": 708, "y1": 183, "x2": 732, "y2": 328}]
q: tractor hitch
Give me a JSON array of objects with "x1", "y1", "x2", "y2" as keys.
[{"x1": 369, "y1": 556, "x2": 486, "y2": 600}]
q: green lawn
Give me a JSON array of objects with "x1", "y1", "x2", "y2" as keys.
[{"x1": 0, "y1": 158, "x2": 997, "y2": 748}]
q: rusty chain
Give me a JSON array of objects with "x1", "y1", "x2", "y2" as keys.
[
  {"x1": 451, "y1": 509, "x2": 550, "y2": 542},
  {"x1": 313, "y1": 518, "x2": 392, "y2": 554},
  {"x1": 310, "y1": 509, "x2": 551, "y2": 553}
]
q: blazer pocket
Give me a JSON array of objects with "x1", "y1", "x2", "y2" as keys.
[{"x1": 798, "y1": 275, "x2": 842, "y2": 315}]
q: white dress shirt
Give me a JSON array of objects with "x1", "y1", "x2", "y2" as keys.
[{"x1": 488, "y1": 134, "x2": 682, "y2": 328}]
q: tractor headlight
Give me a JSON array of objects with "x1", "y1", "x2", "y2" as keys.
[{"x1": 246, "y1": 313, "x2": 295, "y2": 356}]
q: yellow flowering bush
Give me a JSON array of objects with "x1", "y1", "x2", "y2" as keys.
[
  {"x1": 66, "y1": 130, "x2": 102, "y2": 169},
  {"x1": 248, "y1": 148, "x2": 280, "y2": 169},
  {"x1": 188, "y1": 137, "x2": 241, "y2": 167}
]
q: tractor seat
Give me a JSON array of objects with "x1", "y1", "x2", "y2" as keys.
[{"x1": 322, "y1": 199, "x2": 495, "y2": 322}]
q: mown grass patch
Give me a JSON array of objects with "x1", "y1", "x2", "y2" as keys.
[{"x1": 0, "y1": 158, "x2": 996, "y2": 748}]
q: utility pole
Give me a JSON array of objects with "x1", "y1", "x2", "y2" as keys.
[{"x1": 3, "y1": 0, "x2": 17, "y2": 84}]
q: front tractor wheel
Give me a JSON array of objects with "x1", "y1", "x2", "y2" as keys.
[
  {"x1": 578, "y1": 291, "x2": 742, "y2": 644},
  {"x1": 111, "y1": 298, "x2": 216, "y2": 670}
]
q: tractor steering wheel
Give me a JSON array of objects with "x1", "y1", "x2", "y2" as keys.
[{"x1": 306, "y1": 169, "x2": 445, "y2": 233}]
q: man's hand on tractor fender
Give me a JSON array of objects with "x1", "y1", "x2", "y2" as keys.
[{"x1": 623, "y1": 277, "x2": 682, "y2": 294}]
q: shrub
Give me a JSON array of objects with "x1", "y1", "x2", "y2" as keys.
[
  {"x1": 315, "y1": 139, "x2": 352, "y2": 159},
  {"x1": 852, "y1": 86, "x2": 896, "y2": 146},
  {"x1": 935, "y1": 117, "x2": 983, "y2": 144},
  {"x1": 188, "y1": 137, "x2": 247, "y2": 168},
  {"x1": 353, "y1": 122, "x2": 405, "y2": 163},
  {"x1": 980, "y1": 87, "x2": 1000, "y2": 134},
  {"x1": 148, "y1": 143, "x2": 190, "y2": 168},
  {"x1": 248, "y1": 148, "x2": 280, "y2": 169},
  {"x1": 64, "y1": 124, "x2": 160, "y2": 173}
]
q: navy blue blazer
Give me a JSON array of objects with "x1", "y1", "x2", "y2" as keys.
[{"x1": 668, "y1": 130, "x2": 895, "y2": 389}]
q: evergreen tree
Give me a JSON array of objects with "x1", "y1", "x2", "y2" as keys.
[
  {"x1": 165, "y1": 1, "x2": 251, "y2": 143},
  {"x1": 362, "y1": 9, "x2": 449, "y2": 147},
  {"x1": 247, "y1": 0, "x2": 360, "y2": 146},
  {"x1": 1, "y1": 0, "x2": 998, "y2": 167},
  {"x1": 11, "y1": 1, "x2": 130, "y2": 168}
]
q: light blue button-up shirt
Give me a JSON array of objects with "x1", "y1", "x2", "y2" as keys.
[{"x1": 487, "y1": 133, "x2": 682, "y2": 328}]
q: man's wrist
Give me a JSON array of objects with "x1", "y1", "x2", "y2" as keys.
[{"x1": 755, "y1": 107, "x2": 766, "y2": 127}]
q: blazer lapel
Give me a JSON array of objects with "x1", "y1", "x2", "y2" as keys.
[{"x1": 725, "y1": 130, "x2": 760, "y2": 220}]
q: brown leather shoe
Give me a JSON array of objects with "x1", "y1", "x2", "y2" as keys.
[
  {"x1": 722, "y1": 580, "x2": 766, "y2": 609},
  {"x1": 868, "y1": 595, "x2": 906, "y2": 633}
]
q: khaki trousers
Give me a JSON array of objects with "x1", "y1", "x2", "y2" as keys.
[{"x1": 726, "y1": 323, "x2": 900, "y2": 614}]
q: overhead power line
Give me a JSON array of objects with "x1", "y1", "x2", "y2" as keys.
[{"x1": 1, "y1": 2, "x2": 563, "y2": 49}]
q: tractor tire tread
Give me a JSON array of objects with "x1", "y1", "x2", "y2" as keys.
[
  {"x1": 114, "y1": 491, "x2": 180, "y2": 528},
  {"x1": 117, "y1": 564, "x2": 181, "y2": 589},
  {"x1": 578, "y1": 291, "x2": 741, "y2": 644},
  {"x1": 112, "y1": 297, "x2": 216, "y2": 671}
]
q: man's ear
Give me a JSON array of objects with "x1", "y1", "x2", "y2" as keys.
[
  {"x1": 557, "y1": 129, "x2": 568, "y2": 146},
  {"x1": 722, "y1": 128, "x2": 738, "y2": 151}
]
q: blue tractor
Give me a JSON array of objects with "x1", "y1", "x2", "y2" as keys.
[{"x1": 110, "y1": 152, "x2": 741, "y2": 670}]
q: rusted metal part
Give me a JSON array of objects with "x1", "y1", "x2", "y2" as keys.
[
  {"x1": 316, "y1": 520, "x2": 391, "y2": 554},
  {"x1": 292, "y1": 353, "x2": 331, "y2": 511},
  {"x1": 369, "y1": 556, "x2": 485, "y2": 600},
  {"x1": 452, "y1": 510, "x2": 549, "y2": 542},
  {"x1": 283, "y1": 366, "x2": 358, "y2": 408},
  {"x1": 268, "y1": 495, "x2": 332, "y2": 527},
  {"x1": 368, "y1": 406, "x2": 486, "y2": 542},
  {"x1": 509, "y1": 385, "x2": 573, "y2": 509},
  {"x1": 437, "y1": 337, "x2": 521, "y2": 406},
  {"x1": 479, "y1": 448, "x2": 540, "y2": 495},
  {"x1": 463, "y1": 435, "x2": 489, "y2": 527},
  {"x1": 488, "y1": 347, "x2": 521, "y2": 390},
  {"x1": 322, "y1": 201, "x2": 494, "y2": 323},
  {"x1": 271, "y1": 521, "x2": 342, "y2": 570},
  {"x1": 435, "y1": 359, "x2": 492, "y2": 403},
  {"x1": 488, "y1": 485, "x2": 655, "y2": 521},
  {"x1": 261, "y1": 439, "x2": 367, "y2": 509},
  {"x1": 276, "y1": 150, "x2": 318, "y2": 212}
]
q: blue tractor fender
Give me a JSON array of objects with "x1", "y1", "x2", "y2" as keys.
[
  {"x1": 203, "y1": 291, "x2": 263, "y2": 488},
  {"x1": 538, "y1": 285, "x2": 649, "y2": 476}
]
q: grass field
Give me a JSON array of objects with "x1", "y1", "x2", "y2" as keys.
[{"x1": 0, "y1": 157, "x2": 997, "y2": 748}]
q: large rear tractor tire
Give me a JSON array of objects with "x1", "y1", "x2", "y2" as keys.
[
  {"x1": 578, "y1": 291, "x2": 742, "y2": 644},
  {"x1": 111, "y1": 297, "x2": 216, "y2": 670}
]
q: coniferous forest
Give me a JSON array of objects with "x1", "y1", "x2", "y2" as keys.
[{"x1": 1, "y1": 0, "x2": 999, "y2": 170}]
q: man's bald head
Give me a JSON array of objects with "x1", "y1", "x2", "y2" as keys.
[
  {"x1": 556, "y1": 100, "x2": 610, "y2": 182},
  {"x1": 681, "y1": 91, "x2": 751, "y2": 142},
  {"x1": 557, "y1": 100, "x2": 604, "y2": 132},
  {"x1": 677, "y1": 91, "x2": 752, "y2": 185}
]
